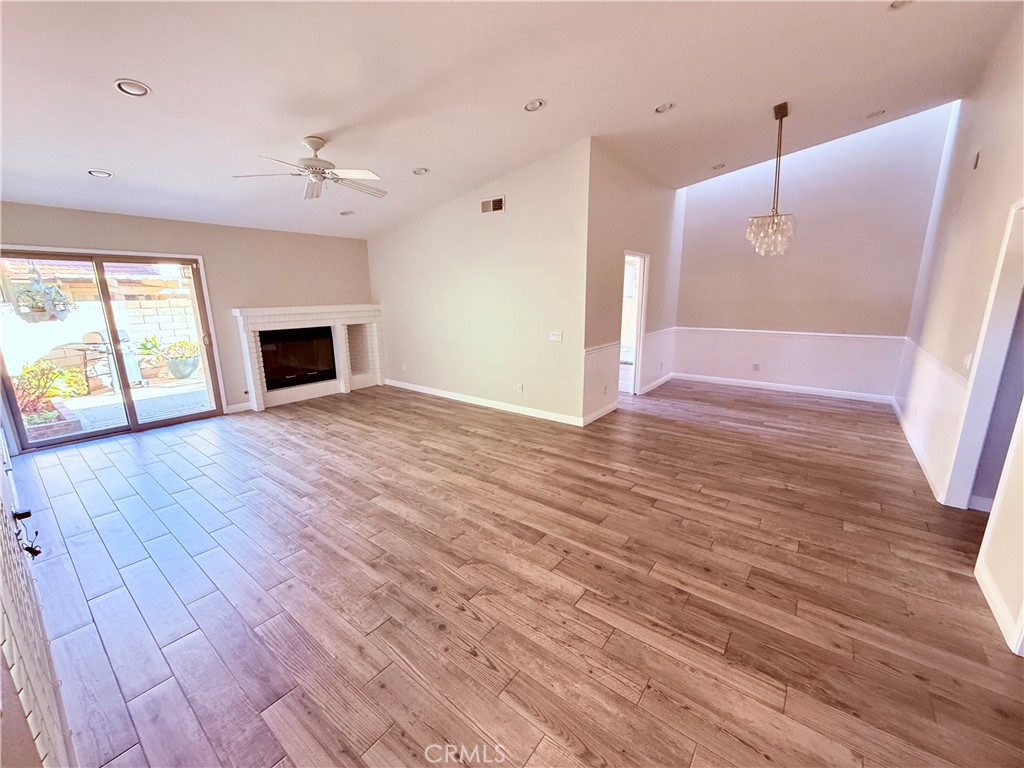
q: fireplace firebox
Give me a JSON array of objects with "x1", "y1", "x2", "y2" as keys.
[{"x1": 258, "y1": 326, "x2": 336, "y2": 391}]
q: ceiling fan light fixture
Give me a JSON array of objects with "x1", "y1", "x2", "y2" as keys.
[
  {"x1": 114, "y1": 78, "x2": 150, "y2": 97},
  {"x1": 523, "y1": 99, "x2": 546, "y2": 112},
  {"x1": 746, "y1": 101, "x2": 796, "y2": 257},
  {"x1": 238, "y1": 137, "x2": 388, "y2": 200},
  {"x1": 303, "y1": 178, "x2": 323, "y2": 200},
  {"x1": 87, "y1": 168, "x2": 114, "y2": 178}
]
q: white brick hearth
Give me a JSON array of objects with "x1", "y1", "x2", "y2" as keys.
[{"x1": 232, "y1": 304, "x2": 383, "y2": 412}]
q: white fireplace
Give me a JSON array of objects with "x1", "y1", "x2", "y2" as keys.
[{"x1": 232, "y1": 304, "x2": 383, "y2": 411}]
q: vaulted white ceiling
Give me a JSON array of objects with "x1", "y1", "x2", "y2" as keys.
[{"x1": 1, "y1": 2, "x2": 1016, "y2": 238}]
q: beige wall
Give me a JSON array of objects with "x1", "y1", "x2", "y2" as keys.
[
  {"x1": 368, "y1": 139, "x2": 592, "y2": 420},
  {"x1": 676, "y1": 104, "x2": 952, "y2": 335},
  {"x1": 585, "y1": 139, "x2": 679, "y2": 347},
  {"x1": 0, "y1": 202, "x2": 370, "y2": 408},
  {"x1": 907, "y1": 9, "x2": 1024, "y2": 372}
]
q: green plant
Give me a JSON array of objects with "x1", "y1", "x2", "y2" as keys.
[
  {"x1": 15, "y1": 284, "x2": 76, "y2": 315},
  {"x1": 13, "y1": 360, "x2": 63, "y2": 414},
  {"x1": 137, "y1": 336, "x2": 162, "y2": 364},
  {"x1": 53, "y1": 368, "x2": 88, "y2": 397},
  {"x1": 23, "y1": 411, "x2": 59, "y2": 426},
  {"x1": 12, "y1": 360, "x2": 88, "y2": 415},
  {"x1": 163, "y1": 339, "x2": 200, "y2": 359}
]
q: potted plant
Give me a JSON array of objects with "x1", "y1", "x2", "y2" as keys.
[
  {"x1": 163, "y1": 339, "x2": 201, "y2": 379},
  {"x1": 15, "y1": 284, "x2": 77, "y2": 323}
]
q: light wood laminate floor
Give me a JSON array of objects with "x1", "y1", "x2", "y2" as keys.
[{"x1": 14, "y1": 381, "x2": 1023, "y2": 768}]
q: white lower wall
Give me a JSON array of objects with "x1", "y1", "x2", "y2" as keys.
[
  {"x1": 672, "y1": 327, "x2": 903, "y2": 402},
  {"x1": 583, "y1": 343, "x2": 619, "y2": 424},
  {"x1": 639, "y1": 327, "x2": 676, "y2": 394},
  {"x1": 893, "y1": 338, "x2": 969, "y2": 501},
  {"x1": 975, "y1": 408, "x2": 1024, "y2": 655}
]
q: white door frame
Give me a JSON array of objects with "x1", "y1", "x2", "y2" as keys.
[
  {"x1": 625, "y1": 251, "x2": 650, "y2": 396},
  {"x1": 944, "y1": 200, "x2": 1024, "y2": 508}
]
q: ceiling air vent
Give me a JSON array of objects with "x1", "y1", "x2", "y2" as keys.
[{"x1": 481, "y1": 196, "x2": 505, "y2": 214}]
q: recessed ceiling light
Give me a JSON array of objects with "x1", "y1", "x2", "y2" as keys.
[
  {"x1": 87, "y1": 169, "x2": 113, "y2": 178},
  {"x1": 523, "y1": 99, "x2": 546, "y2": 112},
  {"x1": 413, "y1": 167, "x2": 430, "y2": 175},
  {"x1": 339, "y1": 210, "x2": 355, "y2": 216},
  {"x1": 866, "y1": 109, "x2": 887, "y2": 119},
  {"x1": 655, "y1": 103, "x2": 674, "y2": 114},
  {"x1": 712, "y1": 163, "x2": 726, "y2": 170},
  {"x1": 114, "y1": 78, "x2": 150, "y2": 97},
  {"x1": 888, "y1": 1, "x2": 912, "y2": 9}
]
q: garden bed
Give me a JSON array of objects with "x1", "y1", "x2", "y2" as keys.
[{"x1": 25, "y1": 401, "x2": 83, "y2": 441}]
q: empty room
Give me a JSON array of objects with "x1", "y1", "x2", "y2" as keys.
[{"x1": 0, "y1": 2, "x2": 1022, "y2": 767}]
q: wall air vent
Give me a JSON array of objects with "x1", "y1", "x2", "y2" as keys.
[{"x1": 481, "y1": 196, "x2": 505, "y2": 214}]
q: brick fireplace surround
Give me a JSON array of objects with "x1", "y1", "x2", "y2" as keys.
[{"x1": 232, "y1": 305, "x2": 383, "y2": 412}]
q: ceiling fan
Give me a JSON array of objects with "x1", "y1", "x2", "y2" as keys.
[{"x1": 234, "y1": 136, "x2": 387, "y2": 200}]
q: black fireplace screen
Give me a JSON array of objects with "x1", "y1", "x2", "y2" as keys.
[{"x1": 259, "y1": 326, "x2": 336, "y2": 391}]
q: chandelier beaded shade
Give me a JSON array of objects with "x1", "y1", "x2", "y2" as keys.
[{"x1": 747, "y1": 102, "x2": 795, "y2": 257}]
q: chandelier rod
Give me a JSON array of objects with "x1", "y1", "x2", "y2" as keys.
[{"x1": 771, "y1": 102, "x2": 788, "y2": 215}]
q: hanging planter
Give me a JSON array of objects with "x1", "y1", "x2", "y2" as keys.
[{"x1": 14, "y1": 284, "x2": 77, "y2": 323}]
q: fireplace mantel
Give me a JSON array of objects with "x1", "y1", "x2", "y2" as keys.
[
  {"x1": 232, "y1": 304, "x2": 383, "y2": 412},
  {"x1": 232, "y1": 304, "x2": 381, "y2": 320}
]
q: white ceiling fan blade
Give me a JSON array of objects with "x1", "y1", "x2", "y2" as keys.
[
  {"x1": 233, "y1": 173, "x2": 302, "y2": 178},
  {"x1": 326, "y1": 169, "x2": 381, "y2": 181},
  {"x1": 258, "y1": 155, "x2": 304, "y2": 170},
  {"x1": 333, "y1": 178, "x2": 388, "y2": 198},
  {"x1": 303, "y1": 178, "x2": 323, "y2": 200}
]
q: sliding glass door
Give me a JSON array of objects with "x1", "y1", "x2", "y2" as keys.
[
  {"x1": 0, "y1": 252, "x2": 221, "y2": 450},
  {"x1": 100, "y1": 258, "x2": 218, "y2": 425}
]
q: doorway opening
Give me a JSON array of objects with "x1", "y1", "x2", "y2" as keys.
[
  {"x1": 619, "y1": 252, "x2": 649, "y2": 395},
  {"x1": 970, "y1": 290, "x2": 1023, "y2": 511},
  {"x1": 946, "y1": 202, "x2": 1024, "y2": 508},
  {"x1": 0, "y1": 252, "x2": 222, "y2": 450}
]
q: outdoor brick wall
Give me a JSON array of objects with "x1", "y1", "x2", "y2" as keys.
[{"x1": 122, "y1": 298, "x2": 199, "y2": 347}]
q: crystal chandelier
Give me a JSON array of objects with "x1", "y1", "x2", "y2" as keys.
[{"x1": 747, "y1": 101, "x2": 795, "y2": 257}]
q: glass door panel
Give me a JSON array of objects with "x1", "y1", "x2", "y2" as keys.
[
  {"x1": 101, "y1": 259, "x2": 218, "y2": 424},
  {"x1": 0, "y1": 255, "x2": 130, "y2": 447}
]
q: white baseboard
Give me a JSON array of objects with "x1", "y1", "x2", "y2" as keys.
[
  {"x1": 583, "y1": 402, "x2": 618, "y2": 426},
  {"x1": 975, "y1": 560, "x2": 1024, "y2": 656},
  {"x1": 640, "y1": 372, "x2": 674, "y2": 394},
  {"x1": 670, "y1": 373, "x2": 897, "y2": 405},
  {"x1": 384, "y1": 379, "x2": 584, "y2": 426},
  {"x1": 969, "y1": 494, "x2": 994, "y2": 513},
  {"x1": 223, "y1": 402, "x2": 252, "y2": 414}
]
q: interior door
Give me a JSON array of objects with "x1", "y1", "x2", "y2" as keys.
[
  {"x1": 98, "y1": 257, "x2": 221, "y2": 426},
  {"x1": 0, "y1": 254, "x2": 131, "y2": 448}
]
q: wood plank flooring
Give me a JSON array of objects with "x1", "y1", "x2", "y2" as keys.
[{"x1": 14, "y1": 381, "x2": 1023, "y2": 768}]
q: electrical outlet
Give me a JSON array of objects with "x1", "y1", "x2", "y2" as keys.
[
  {"x1": 549, "y1": 331, "x2": 563, "y2": 342},
  {"x1": 963, "y1": 352, "x2": 973, "y2": 371},
  {"x1": 516, "y1": 384, "x2": 523, "y2": 393},
  {"x1": 753, "y1": 362, "x2": 761, "y2": 371}
]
